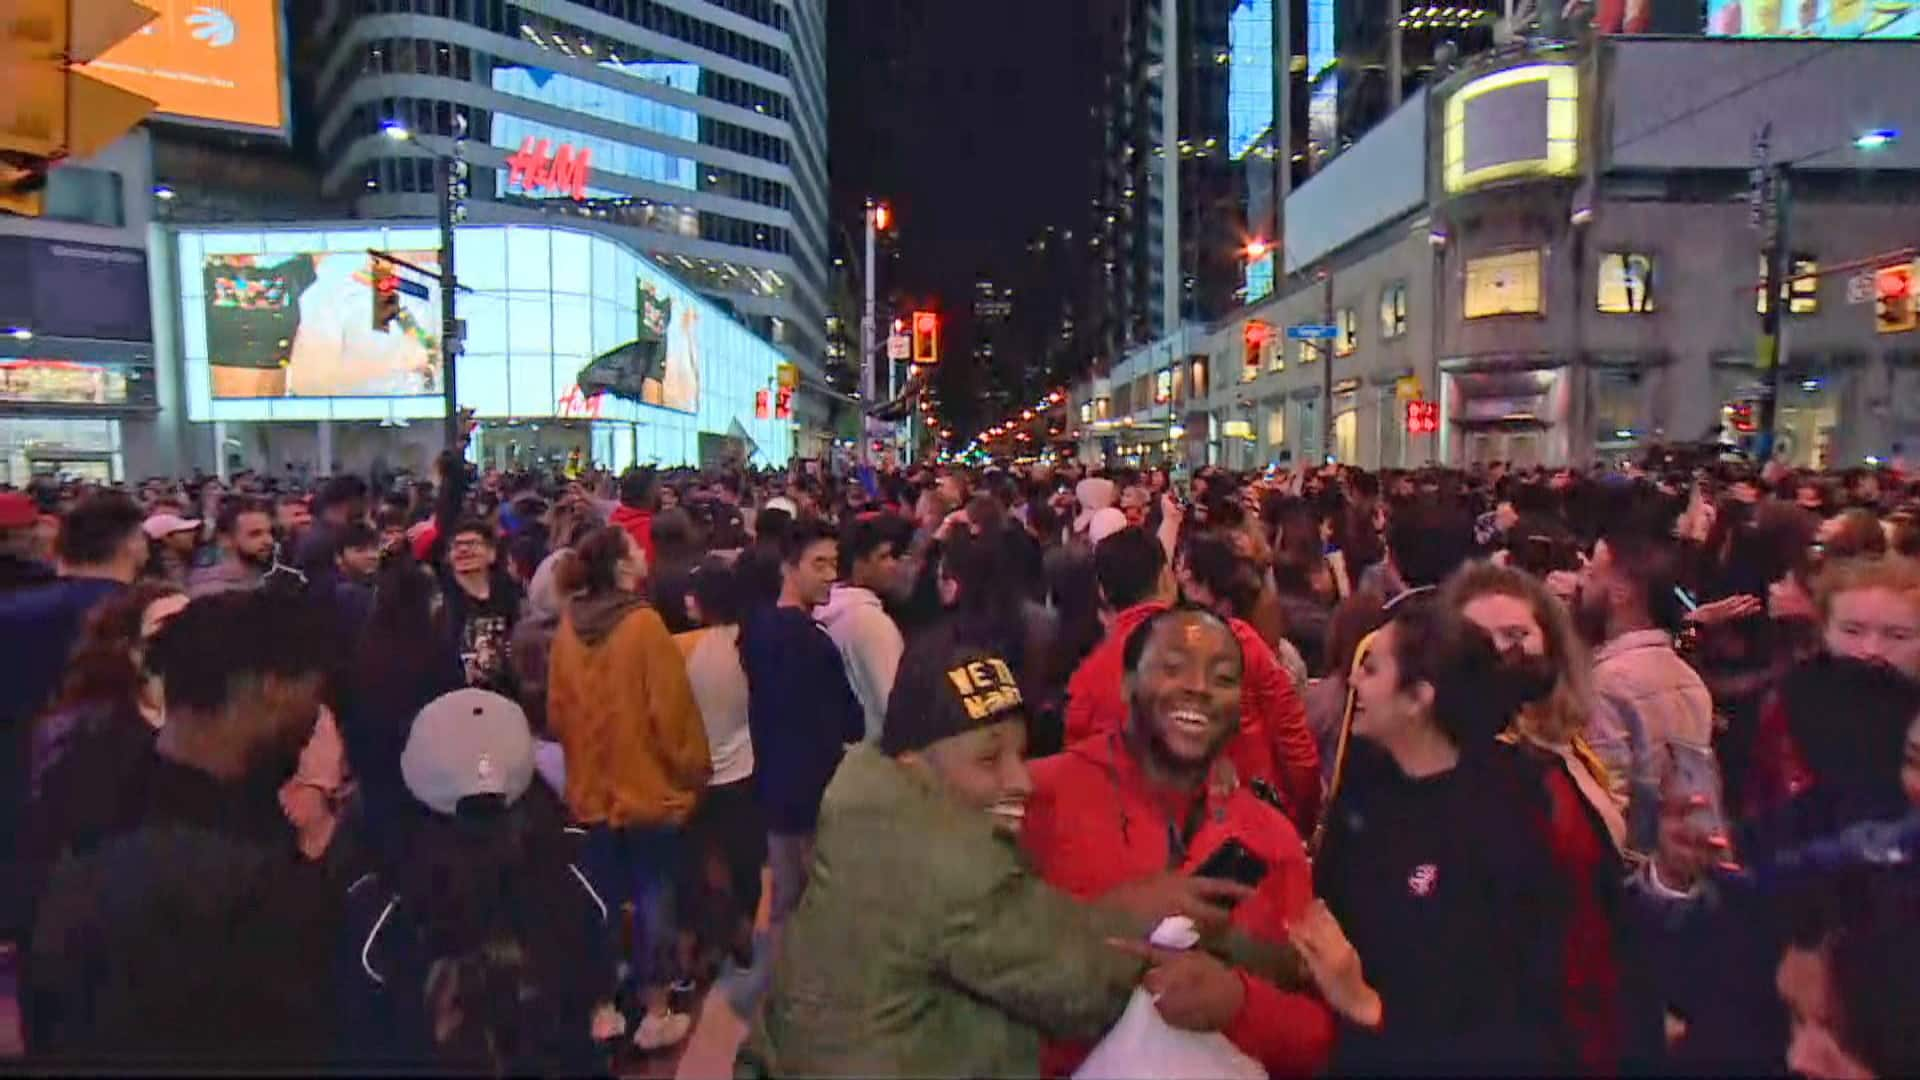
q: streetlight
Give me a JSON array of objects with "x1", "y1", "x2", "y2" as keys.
[{"x1": 1753, "y1": 126, "x2": 1902, "y2": 462}]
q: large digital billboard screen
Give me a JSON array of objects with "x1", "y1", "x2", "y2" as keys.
[
  {"x1": 203, "y1": 251, "x2": 441, "y2": 398},
  {"x1": 1706, "y1": 0, "x2": 1918, "y2": 34},
  {"x1": 79, "y1": 0, "x2": 288, "y2": 133},
  {"x1": 175, "y1": 225, "x2": 792, "y2": 467}
]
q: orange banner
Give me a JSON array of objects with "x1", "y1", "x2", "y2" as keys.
[{"x1": 78, "y1": 0, "x2": 284, "y2": 132}]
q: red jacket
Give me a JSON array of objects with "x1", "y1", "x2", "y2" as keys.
[
  {"x1": 1063, "y1": 602, "x2": 1321, "y2": 833},
  {"x1": 608, "y1": 504, "x2": 656, "y2": 567},
  {"x1": 1023, "y1": 735, "x2": 1336, "y2": 1078}
]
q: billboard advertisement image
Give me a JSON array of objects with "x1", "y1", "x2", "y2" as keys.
[
  {"x1": 203, "y1": 251, "x2": 442, "y2": 398},
  {"x1": 575, "y1": 280, "x2": 700, "y2": 414},
  {"x1": 1707, "y1": 0, "x2": 1917, "y2": 35},
  {"x1": 79, "y1": 0, "x2": 287, "y2": 133}
]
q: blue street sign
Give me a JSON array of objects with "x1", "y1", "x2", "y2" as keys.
[
  {"x1": 395, "y1": 278, "x2": 432, "y2": 300},
  {"x1": 1286, "y1": 323, "x2": 1338, "y2": 341}
]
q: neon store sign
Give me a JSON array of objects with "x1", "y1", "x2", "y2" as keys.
[{"x1": 504, "y1": 137, "x2": 592, "y2": 200}]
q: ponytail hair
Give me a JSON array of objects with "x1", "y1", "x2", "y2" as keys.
[{"x1": 552, "y1": 525, "x2": 631, "y2": 596}]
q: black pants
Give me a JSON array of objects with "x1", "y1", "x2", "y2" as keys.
[{"x1": 681, "y1": 778, "x2": 765, "y2": 965}]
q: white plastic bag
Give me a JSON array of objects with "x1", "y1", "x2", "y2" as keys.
[{"x1": 1073, "y1": 918, "x2": 1267, "y2": 1080}]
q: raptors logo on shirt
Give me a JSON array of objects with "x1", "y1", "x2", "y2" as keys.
[{"x1": 1407, "y1": 863, "x2": 1439, "y2": 897}]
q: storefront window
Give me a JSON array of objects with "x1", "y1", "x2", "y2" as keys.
[
  {"x1": 1590, "y1": 368, "x2": 1645, "y2": 448},
  {"x1": 1333, "y1": 401, "x2": 1358, "y2": 463},
  {"x1": 1464, "y1": 249, "x2": 1544, "y2": 318},
  {"x1": 0, "y1": 417, "x2": 121, "y2": 486}
]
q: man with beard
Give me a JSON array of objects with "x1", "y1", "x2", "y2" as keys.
[
  {"x1": 1579, "y1": 526, "x2": 1716, "y2": 843},
  {"x1": 745, "y1": 638, "x2": 1297, "y2": 1077},
  {"x1": 189, "y1": 496, "x2": 276, "y2": 598},
  {"x1": 1025, "y1": 606, "x2": 1339, "y2": 1077},
  {"x1": 25, "y1": 590, "x2": 342, "y2": 1069}
]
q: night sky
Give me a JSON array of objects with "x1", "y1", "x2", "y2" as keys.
[{"x1": 828, "y1": 0, "x2": 1104, "y2": 418}]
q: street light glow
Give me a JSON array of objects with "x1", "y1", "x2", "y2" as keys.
[
  {"x1": 382, "y1": 121, "x2": 412, "y2": 141},
  {"x1": 1854, "y1": 129, "x2": 1899, "y2": 150},
  {"x1": 1245, "y1": 238, "x2": 1271, "y2": 261}
]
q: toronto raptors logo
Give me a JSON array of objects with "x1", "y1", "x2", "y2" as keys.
[{"x1": 1407, "y1": 863, "x2": 1439, "y2": 897}]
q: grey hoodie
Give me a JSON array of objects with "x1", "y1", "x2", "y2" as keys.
[{"x1": 814, "y1": 585, "x2": 904, "y2": 743}]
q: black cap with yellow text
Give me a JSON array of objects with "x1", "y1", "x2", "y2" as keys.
[{"x1": 881, "y1": 636, "x2": 1027, "y2": 756}]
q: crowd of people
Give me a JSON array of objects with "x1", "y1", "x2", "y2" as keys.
[{"x1": 2, "y1": 445, "x2": 1919, "y2": 1076}]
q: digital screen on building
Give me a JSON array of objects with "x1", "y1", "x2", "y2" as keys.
[
  {"x1": 490, "y1": 62, "x2": 700, "y2": 198},
  {"x1": 1707, "y1": 0, "x2": 1918, "y2": 35},
  {"x1": 0, "y1": 239, "x2": 152, "y2": 343},
  {"x1": 1443, "y1": 64, "x2": 1579, "y2": 193},
  {"x1": 0, "y1": 359, "x2": 150, "y2": 408},
  {"x1": 176, "y1": 225, "x2": 791, "y2": 466},
  {"x1": 78, "y1": 0, "x2": 288, "y2": 133},
  {"x1": 1227, "y1": 0, "x2": 1275, "y2": 160},
  {"x1": 203, "y1": 251, "x2": 442, "y2": 399}
]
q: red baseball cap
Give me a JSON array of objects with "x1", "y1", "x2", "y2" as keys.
[{"x1": 0, "y1": 491, "x2": 38, "y2": 530}]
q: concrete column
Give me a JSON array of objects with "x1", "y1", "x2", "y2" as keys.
[{"x1": 317, "y1": 420, "x2": 333, "y2": 477}]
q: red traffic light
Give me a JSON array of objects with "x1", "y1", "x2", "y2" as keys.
[{"x1": 911, "y1": 311, "x2": 939, "y2": 365}]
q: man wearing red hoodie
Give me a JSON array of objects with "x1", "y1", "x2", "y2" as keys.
[
  {"x1": 609, "y1": 467, "x2": 658, "y2": 569},
  {"x1": 1065, "y1": 526, "x2": 1321, "y2": 833},
  {"x1": 1026, "y1": 606, "x2": 1336, "y2": 1078}
]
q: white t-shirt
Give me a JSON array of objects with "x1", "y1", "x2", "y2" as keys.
[{"x1": 684, "y1": 624, "x2": 754, "y2": 786}]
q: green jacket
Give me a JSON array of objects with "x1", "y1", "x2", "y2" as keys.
[{"x1": 743, "y1": 745, "x2": 1147, "y2": 1078}]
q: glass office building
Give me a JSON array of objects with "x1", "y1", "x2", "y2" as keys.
[{"x1": 310, "y1": 0, "x2": 828, "y2": 378}]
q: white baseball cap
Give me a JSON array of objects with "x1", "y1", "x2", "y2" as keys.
[{"x1": 142, "y1": 512, "x2": 202, "y2": 539}]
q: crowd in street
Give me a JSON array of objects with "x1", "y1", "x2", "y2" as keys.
[{"x1": 2, "y1": 445, "x2": 1919, "y2": 1076}]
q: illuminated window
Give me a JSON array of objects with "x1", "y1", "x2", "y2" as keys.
[
  {"x1": 1079, "y1": 402, "x2": 1092, "y2": 423},
  {"x1": 1464, "y1": 250, "x2": 1544, "y2": 319},
  {"x1": 1597, "y1": 252, "x2": 1656, "y2": 314},
  {"x1": 1380, "y1": 281, "x2": 1408, "y2": 339},
  {"x1": 1335, "y1": 308, "x2": 1358, "y2": 357},
  {"x1": 1757, "y1": 254, "x2": 1820, "y2": 316},
  {"x1": 1266, "y1": 407, "x2": 1285, "y2": 446},
  {"x1": 1154, "y1": 369, "x2": 1173, "y2": 404},
  {"x1": 1298, "y1": 339, "x2": 1323, "y2": 365},
  {"x1": 1191, "y1": 358, "x2": 1209, "y2": 398},
  {"x1": 1267, "y1": 337, "x2": 1286, "y2": 372}
]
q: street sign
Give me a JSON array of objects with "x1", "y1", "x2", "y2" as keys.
[
  {"x1": 886, "y1": 333, "x2": 909, "y2": 360},
  {"x1": 1286, "y1": 324, "x2": 1338, "y2": 341},
  {"x1": 1848, "y1": 272, "x2": 1877, "y2": 305},
  {"x1": 395, "y1": 278, "x2": 430, "y2": 301}
]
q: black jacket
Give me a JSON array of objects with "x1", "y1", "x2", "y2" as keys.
[
  {"x1": 26, "y1": 758, "x2": 341, "y2": 1070},
  {"x1": 741, "y1": 605, "x2": 864, "y2": 835}
]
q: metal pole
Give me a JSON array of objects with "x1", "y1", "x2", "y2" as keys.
[
  {"x1": 1322, "y1": 270, "x2": 1335, "y2": 463},
  {"x1": 1756, "y1": 165, "x2": 1789, "y2": 465},
  {"x1": 1388, "y1": 0, "x2": 1404, "y2": 109},
  {"x1": 860, "y1": 199, "x2": 877, "y2": 466},
  {"x1": 438, "y1": 155, "x2": 460, "y2": 450},
  {"x1": 1162, "y1": 0, "x2": 1180, "y2": 334},
  {"x1": 1272, "y1": 0, "x2": 1290, "y2": 272}
]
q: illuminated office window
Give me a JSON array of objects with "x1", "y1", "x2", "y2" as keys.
[
  {"x1": 1597, "y1": 253, "x2": 1656, "y2": 314},
  {"x1": 1757, "y1": 254, "x2": 1820, "y2": 316},
  {"x1": 1464, "y1": 250, "x2": 1544, "y2": 318},
  {"x1": 1335, "y1": 308, "x2": 1357, "y2": 357},
  {"x1": 1380, "y1": 281, "x2": 1408, "y2": 339}
]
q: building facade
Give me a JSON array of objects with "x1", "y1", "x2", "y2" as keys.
[
  {"x1": 307, "y1": 0, "x2": 830, "y2": 416},
  {"x1": 1058, "y1": 38, "x2": 1920, "y2": 472}
]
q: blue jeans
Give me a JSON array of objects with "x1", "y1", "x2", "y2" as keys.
[{"x1": 581, "y1": 824, "x2": 684, "y2": 992}]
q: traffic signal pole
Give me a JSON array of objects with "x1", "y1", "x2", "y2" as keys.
[
  {"x1": 1756, "y1": 164, "x2": 1790, "y2": 465},
  {"x1": 438, "y1": 155, "x2": 460, "y2": 450},
  {"x1": 860, "y1": 200, "x2": 879, "y2": 466}
]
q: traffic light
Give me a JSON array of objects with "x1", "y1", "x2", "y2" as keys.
[
  {"x1": 1875, "y1": 265, "x2": 1917, "y2": 334},
  {"x1": 2, "y1": 0, "x2": 160, "y2": 217},
  {"x1": 1243, "y1": 320, "x2": 1271, "y2": 380},
  {"x1": 1404, "y1": 400, "x2": 1439, "y2": 435},
  {"x1": 911, "y1": 311, "x2": 939, "y2": 366},
  {"x1": 371, "y1": 255, "x2": 402, "y2": 331}
]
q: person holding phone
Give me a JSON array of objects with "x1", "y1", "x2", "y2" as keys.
[{"x1": 1025, "y1": 605, "x2": 1339, "y2": 1078}]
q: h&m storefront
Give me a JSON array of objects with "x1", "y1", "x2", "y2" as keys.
[{"x1": 163, "y1": 222, "x2": 794, "y2": 476}]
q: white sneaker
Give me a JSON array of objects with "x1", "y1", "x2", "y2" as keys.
[{"x1": 632, "y1": 1010, "x2": 693, "y2": 1052}]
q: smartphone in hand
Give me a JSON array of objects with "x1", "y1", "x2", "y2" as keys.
[{"x1": 1191, "y1": 837, "x2": 1270, "y2": 905}]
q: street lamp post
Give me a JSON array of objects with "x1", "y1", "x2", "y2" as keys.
[
  {"x1": 1753, "y1": 126, "x2": 1899, "y2": 463},
  {"x1": 385, "y1": 118, "x2": 470, "y2": 450},
  {"x1": 859, "y1": 199, "x2": 888, "y2": 466}
]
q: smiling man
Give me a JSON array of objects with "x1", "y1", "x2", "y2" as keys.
[{"x1": 1025, "y1": 606, "x2": 1337, "y2": 1077}]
